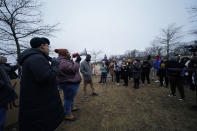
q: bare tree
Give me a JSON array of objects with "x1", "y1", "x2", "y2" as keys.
[
  {"x1": 145, "y1": 40, "x2": 163, "y2": 57},
  {"x1": 129, "y1": 49, "x2": 138, "y2": 58},
  {"x1": 189, "y1": 6, "x2": 197, "y2": 35},
  {"x1": 156, "y1": 24, "x2": 183, "y2": 58},
  {"x1": 89, "y1": 49, "x2": 103, "y2": 64},
  {"x1": 0, "y1": 0, "x2": 57, "y2": 59},
  {"x1": 173, "y1": 43, "x2": 189, "y2": 56}
]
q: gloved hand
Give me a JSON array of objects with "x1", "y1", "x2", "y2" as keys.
[{"x1": 75, "y1": 56, "x2": 82, "y2": 63}]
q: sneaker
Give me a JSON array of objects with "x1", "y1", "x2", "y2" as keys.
[
  {"x1": 155, "y1": 80, "x2": 160, "y2": 83},
  {"x1": 65, "y1": 114, "x2": 77, "y2": 121},
  {"x1": 179, "y1": 98, "x2": 185, "y2": 101},
  {"x1": 168, "y1": 94, "x2": 176, "y2": 98},
  {"x1": 116, "y1": 83, "x2": 120, "y2": 86},
  {"x1": 92, "y1": 92, "x2": 99, "y2": 96},
  {"x1": 83, "y1": 95, "x2": 88, "y2": 98},
  {"x1": 71, "y1": 106, "x2": 80, "y2": 112}
]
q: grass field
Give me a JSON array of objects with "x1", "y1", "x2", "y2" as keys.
[
  {"x1": 56, "y1": 76, "x2": 197, "y2": 131},
  {"x1": 5, "y1": 76, "x2": 197, "y2": 131}
]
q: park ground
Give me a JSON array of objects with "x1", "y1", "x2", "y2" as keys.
[
  {"x1": 5, "y1": 75, "x2": 197, "y2": 131},
  {"x1": 56, "y1": 76, "x2": 197, "y2": 131}
]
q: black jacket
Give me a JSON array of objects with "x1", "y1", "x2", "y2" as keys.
[
  {"x1": 142, "y1": 60, "x2": 152, "y2": 72},
  {"x1": 166, "y1": 60, "x2": 184, "y2": 78},
  {"x1": 132, "y1": 62, "x2": 141, "y2": 79},
  {"x1": 18, "y1": 48, "x2": 64, "y2": 131},
  {"x1": 0, "y1": 63, "x2": 17, "y2": 108},
  {"x1": 0, "y1": 62, "x2": 18, "y2": 80}
]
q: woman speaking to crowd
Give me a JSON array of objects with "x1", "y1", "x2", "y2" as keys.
[{"x1": 55, "y1": 49, "x2": 81, "y2": 121}]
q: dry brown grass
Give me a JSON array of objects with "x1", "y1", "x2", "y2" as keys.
[
  {"x1": 4, "y1": 76, "x2": 197, "y2": 131},
  {"x1": 56, "y1": 76, "x2": 197, "y2": 131}
]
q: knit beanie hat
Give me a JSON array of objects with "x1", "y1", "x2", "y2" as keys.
[
  {"x1": 54, "y1": 49, "x2": 68, "y2": 56},
  {"x1": 30, "y1": 37, "x2": 50, "y2": 48}
]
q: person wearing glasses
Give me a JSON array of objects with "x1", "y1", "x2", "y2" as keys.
[{"x1": 18, "y1": 37, "x2": 64, "y2": 131}]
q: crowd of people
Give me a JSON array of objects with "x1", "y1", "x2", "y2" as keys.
[
  {"x1": 98, "y1": 53, "x2": 197, "y2": 101},
  {"x1": 0, "y1": 36, "x2": 197, "y2": 131}
]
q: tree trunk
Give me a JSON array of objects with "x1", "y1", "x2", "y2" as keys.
[
  {"x1": 11, "y1": 27, "x2": 22, "y2": 77},
  {"x1": 15, "y1": 39, "x2": 22, "y2": 77},
  {"x1": 167, "y1": 41, "x2": 169, "y2": 59}
]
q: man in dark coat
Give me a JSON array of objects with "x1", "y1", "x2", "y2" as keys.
[
  {"x1": 18, "y1": 37, "x2": 64, "y2": 131},
  {"x1": 122, "y1": 63, "x2": 129, "y2": 87},
  {"x1": 132, "y1": 59, "x2": 141, "y2": 89},
  {"x1": 166, "y1": 56, "x2": 185, "y2": 100},
  {"x1": 141, "y1": 57, "x2": 152, "y2": 85},
  {"x1": 0, "y1": 60, "x2": 18, "y2": 131}
]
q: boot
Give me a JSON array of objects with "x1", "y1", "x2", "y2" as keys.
[{"x1": 65, "y1": 114, "x2": 77, "y2": 121}]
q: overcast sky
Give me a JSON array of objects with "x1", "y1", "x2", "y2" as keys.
[{"x1": 41, "y1": 0, "x2": 197, "y2": 58}]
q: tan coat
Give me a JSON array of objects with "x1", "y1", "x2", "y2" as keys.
[{"x1": 109, "y1": 62, "x2": 115, "y2": 76}]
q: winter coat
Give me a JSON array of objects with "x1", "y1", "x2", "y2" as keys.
[
  {"x1": 0, "y1": 62, "x2": 18, "y2": 80},
  {"x1": 132, "y1": 62, "x2": 141, "y2": 79},
  {"x1": 127, "y1": 62, "x2": 133, "y2": 77},
  {"x1": 122, "y1": 65, "x2": 129, "y2": 78},
  {"x1": 0, "y1": 63, "x2": 17, "y2": 108},
  {"x1": 57, "y1": 56, "x2": 81, "y2": 84},
  {"x1": 109, "y1": 63, "x2": 115, "y2": 76},
  {"x1": 154, "y1": 58, "x2": 162, "y2": 70},
  {"x1": 103, "y1": 58, "x2": 109, "y2": 67},
  {"x1": 157, "y1": 61, "x2": 167, "y2": 77},
  {"x1": 100, "y1": 66, "x2": 108, "y2": 73},
  {"x1": 142, "y1": 60, "x2": 152, "y2": 72},
  {"x1": 80, "y1": 60, "x2": 92, "y2": 81},
  {"x1": 166, "y1": 60, "x2": 185, "y2": 78},
  {"x1": 114, "y1": 62, "x2": 122, "y2": 72},
  {"x1": 18, "y1": 48, "x2": 64, "y2": 131},
  {"x1": 188, "y1": 56, "x2": 197, "y2": 85}
]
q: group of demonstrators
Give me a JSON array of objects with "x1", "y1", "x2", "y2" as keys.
[
  {"x1": 99, "y1": 55, "x2": 152, "y2": 89},
  {"x1": 0, "y1": 37, "x2": 98, "y2": 131},
  {"x1": 0, "y1": 36, "x2": 197, "y2": 131},
  {"x1": 98, "y1": 53, "x2": 197, "y2": 101}
]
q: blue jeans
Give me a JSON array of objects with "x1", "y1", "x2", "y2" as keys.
[
  {"x1": 59, "y1": 83, "x2": 79, "y2": 115},
  {"x1": 101, "y1": 72, "x2": 107, "y2": 83},
  {"x1": 0, "y1": 108, "x2": 6, "y2": 131}
]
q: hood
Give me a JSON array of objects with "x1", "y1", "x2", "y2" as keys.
[{"x1": 18, "y1": 48, "x2": 49, "y2": 65}]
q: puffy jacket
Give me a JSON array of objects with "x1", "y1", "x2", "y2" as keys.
[
  {"x1": 57, "y1": 56, "x2": 81, "y2": 84},
  {"x1": 166, "y1": 60, "x2": 184, "y2": 78}
]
